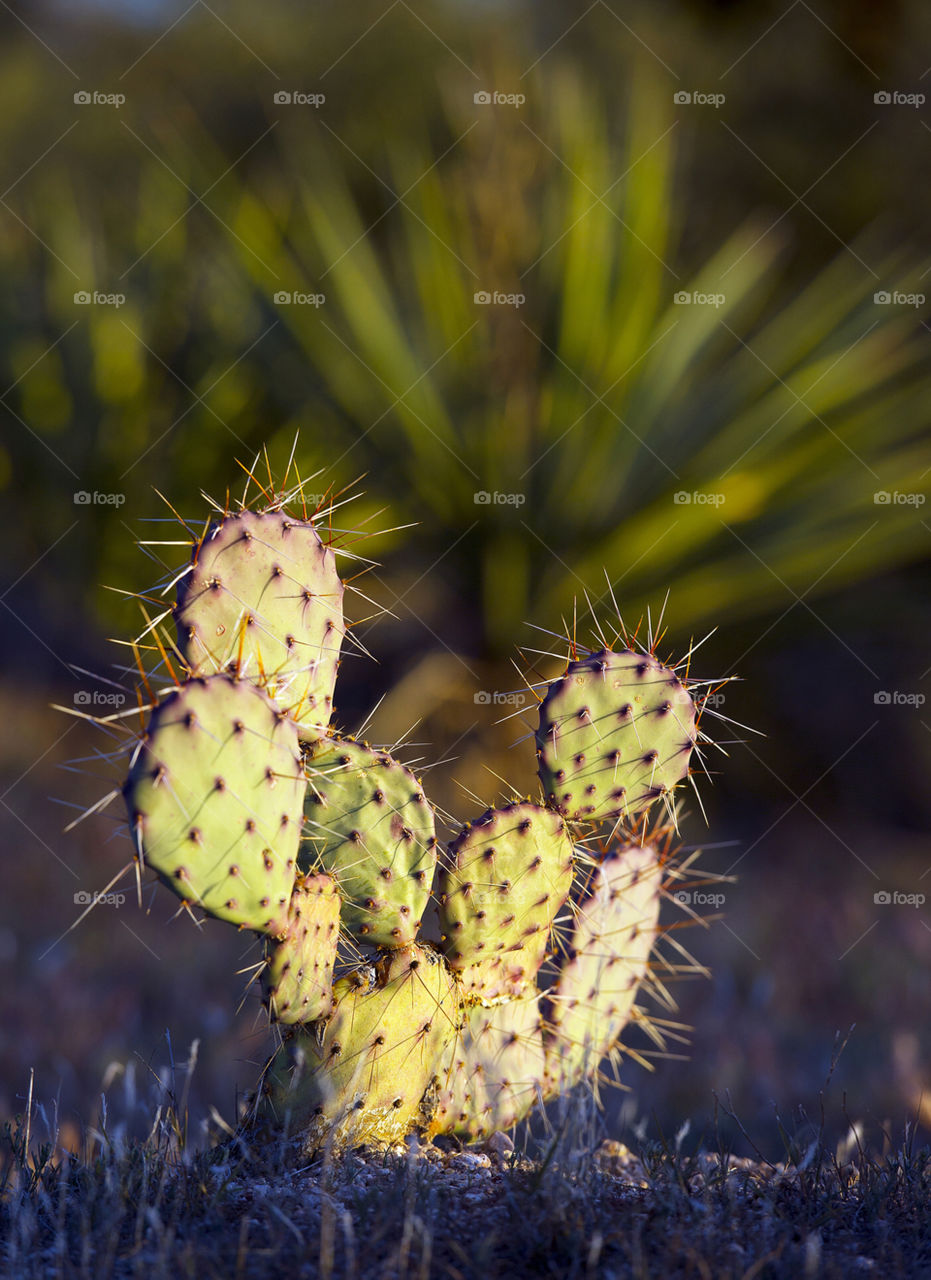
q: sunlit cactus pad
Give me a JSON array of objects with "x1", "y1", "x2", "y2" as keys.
[
  {"x1": 434, "y1": 991, "x2": 545, "y2": 1141},
  {"x1": 268, "y1": 944, "x2": 460, "y2": 1149},
  {"x1": 438, "y1": 803, "x2": 573, "y2": 1001},
  {"x1": 543, "y1": 842, "x2": 663, "y2": 1096},
  {"x1": 123, "y1": 673, "x2": 304, "y2": 936},
  {"x1": 263, "y1": 874, "x2": 341, "y2": 1024},
  {"x1": 536, "y1": 648, "x2": 697, "y2": 823},
  {"x1": 175, "y1": 509, "x2": 344, "y2": 737},
  {"x1": 302, "y1": 738, "x2": 438, "y2": 948}
]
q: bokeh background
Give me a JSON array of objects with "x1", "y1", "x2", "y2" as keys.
[{"x1": 1, "y1": 0, "x2": 929, "y2": 1161}]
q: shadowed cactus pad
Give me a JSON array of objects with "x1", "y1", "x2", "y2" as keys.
[
  {"x1": 175, "y1": 510, "x2": 344, "y2": 737},
  {"x1": 543, "y1": 843, "x2": 662, "y2": 1096},
  {"x1": 302, "y1": 739, "x2": 437, "y2": 947},
  {"x1": 263, "y1": 874, "x2": 340, "y2": 1024},
  {"x1": 438, "y1": 803, "x2": 574, "y2": 1001},
  {"x1": 124, "y1": 674, "x2": 304, "y2": 936},
  {"x1": 536, "y1": 649, "x2": 696, "y2": 823},
  {"x1": 267, "y1": 944, "x2": 460, "y2": 1148},
  {"x1": 434, "y1": 991, "x2": 545, "y2": 1141}
]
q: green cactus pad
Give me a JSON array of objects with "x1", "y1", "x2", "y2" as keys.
[
  {"x1": 536, "y1": 649, "x2": 696, "y2": 823},
  {"x1": 433, "y1": 992, "x2": 545, "y2": 1141},
  {"x1": 302, "y1": 739, "x2": 438, "y2": 948},
  {"x1": 266, "y1": 944, "x2": 461, "y2": 1151},
  {"x1": 124, "y1": 674, "x2": 304, "y2": 936},
  {"x1": 263, "y1": 874, "x2": 341, "y2": 1024},
  {"x1": 438, "y1": 803, "x2": 574, "y2": 1002},
  {"x1": 542, "y1": 842, "x2": 662, "y2": 1096},
  {"x1": 174, "y1": 510, "x2": 344, "y2": 738}
]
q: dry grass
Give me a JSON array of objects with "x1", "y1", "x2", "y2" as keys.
[{"x1": 3, "y1": 1072, "x2": 930, "y2": 1280}]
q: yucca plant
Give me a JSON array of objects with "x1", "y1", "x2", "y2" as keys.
[
  {"x1": 199, "y1": 65, "x2": 929, "y2": 656},
  {"x1": 2, "y1": 49, "x2": 926, "y2": 711}
]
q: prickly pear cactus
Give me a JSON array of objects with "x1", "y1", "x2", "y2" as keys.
[
  {"x1": 438, "y1": 803, "x2": 573, "y2": 1001},
  {"x1": 302, "y1": 738, "x2": 437, "y2": 948},
  {"x1": 542, "y1": 842, "x2": 663, "y2": 1096},
  {"x1": 98, "y1": 464, "x2": 729, "y2": 1156},
  {"x1": 175, "y1": 509, "x2": 344, "y2": 738},
  {"x1": 434, "y1": 992, "x2": 545, "y2": 1141},
  {"x1": 124, "y1": 673, "x2": 304, "y2": 937},
  {"x1": 268, "y1": 945, "x2": 460, "y2": 1150},
  {"x1": 536, "y1": 648, "x2": 696, "y2": 823},
  {"x1": 263, "y1": 874, "x2": 341, "y2": 1024}
]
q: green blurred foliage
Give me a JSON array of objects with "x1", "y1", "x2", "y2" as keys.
[{"x1": 1, "y1": 0, "x2": 928, "y2": 667}]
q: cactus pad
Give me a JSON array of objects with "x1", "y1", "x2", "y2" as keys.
[
  {"x1": 263, "y1": 874, "x2": 340, "y2": 1024},
  {"x1": 536, "y1": 649, "x2": 696, "y2": 823},
  {"x1": 267, "y1": 944, "x2": 460, "y2": 1150},
  {"x1": 302, "y1": 739, "x2": 438, "y2": 948},
  {"x1": 543, "y1": 842, "x2": 662, "y2": 1096},
  {"x1": 124, "y1": 674, "x2": 304, "y2": 936},
  {"x1": 434, "y1": 992, "x2": 545, "y2": 1141},
  {"x1": 438, "y1": 803, "x2": 574, "y2": 1002},
  {"x1": 174, "y1": 510, "x2": 344, "y2": 737}
]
